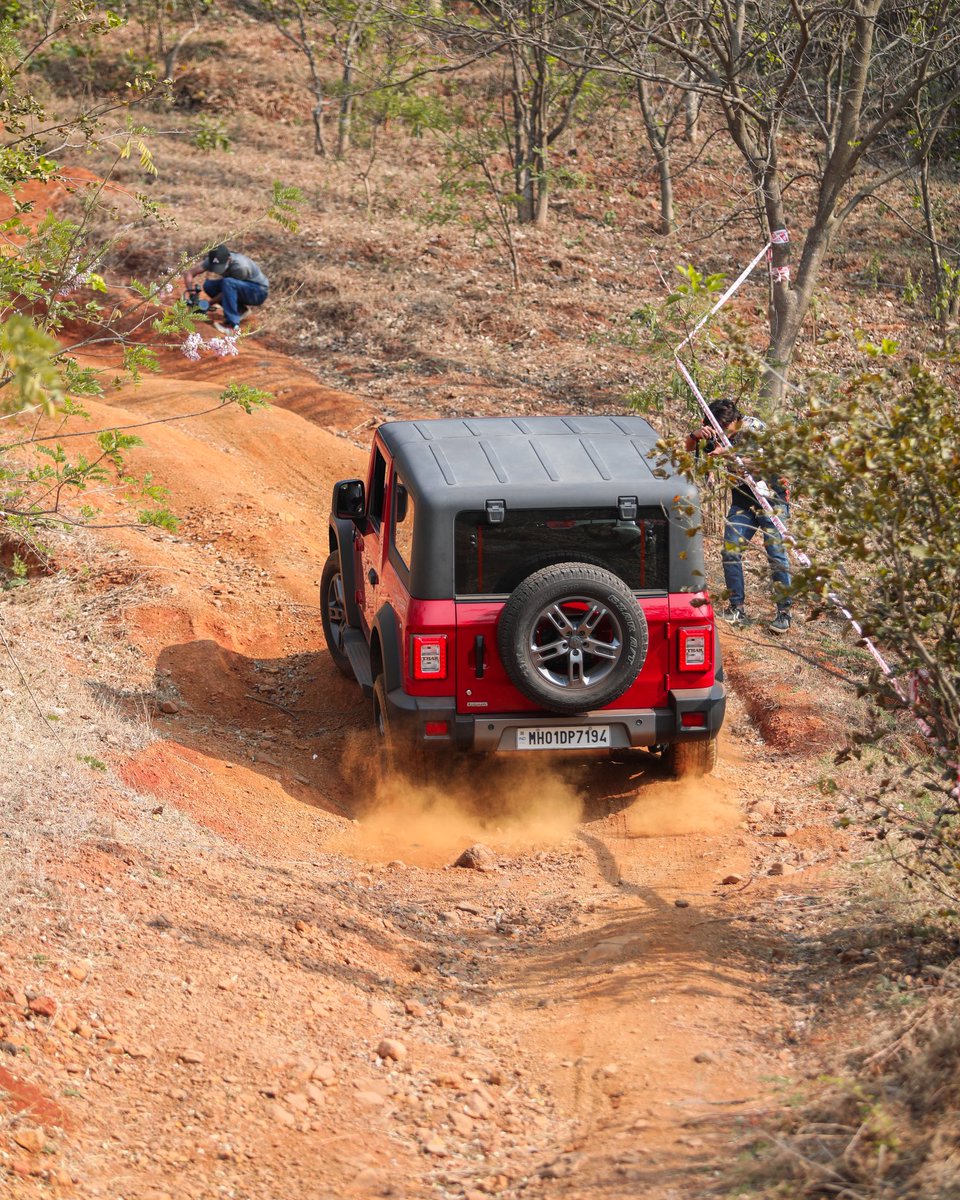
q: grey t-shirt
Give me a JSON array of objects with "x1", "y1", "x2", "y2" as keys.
[{"x1": 204, "y1": 251, "x2": 269, "y2": 290}]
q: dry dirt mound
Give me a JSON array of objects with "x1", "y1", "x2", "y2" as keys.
[{"x1": 722, "y1": 634, "x2": 847, "y2": 755}]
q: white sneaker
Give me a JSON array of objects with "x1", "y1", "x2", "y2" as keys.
[{"x1": 214, "y1": 322, "x2": 239, "y2": 336}]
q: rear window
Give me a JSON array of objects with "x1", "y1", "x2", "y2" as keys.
[{"x1": 454, "y1": 506, "x2": 669, "y2": 596}]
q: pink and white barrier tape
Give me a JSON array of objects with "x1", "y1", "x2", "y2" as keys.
[{"x1": 673, "y1": 230, "x2": 921, "y2": 716}]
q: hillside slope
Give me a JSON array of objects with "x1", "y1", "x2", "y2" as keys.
[{"x1": 0, "y1": 322, "x2": 873, "y2": 1200}]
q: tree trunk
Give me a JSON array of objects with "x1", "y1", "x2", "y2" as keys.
[
  {"x1": 531, "y1": 54, "x2": 549, "y2": 228},
  {"x1": 163, "y1": 19, "x2": 200, "y2": 82},
  {"x1": 656, "y1": 150, "x2": 674, "y2": 234},
  {"x1": 637, "y1": 79, "x2": 674, "y2": 234},
  {"x1": 338, "y1": 88, "x2": 352, "y2": 159},
  {"x1": 761, "y1": 207, "x2": 834, "y2": 405},
  {"x1": 509, "y1": 51, "x2": 534, "y2": 224},
  {"x1": 338, "y1": 62, "x2": 354, "y2": 158},
  {"x1": 337, "y1": 15, "x2": 368, "y2": 160},
  {"x1": 312, "y1": 98, "x2": 327, "y2": 157},
  {"x1": 917, "y1": 155, "x2": 944, "y2": 295},
  {"x1": 683, "y1": 89, "x2": 700, "y2": 144},
  {"x1": 511, "y1": 38, "x2": 553, "y2": 226}
]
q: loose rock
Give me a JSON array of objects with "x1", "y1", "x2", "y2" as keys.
[
  {"x1": 13, "y1": 1128, "x2": 45, "y2": 1154},
  {"x1": 453, "y1": 844, "x2": 497, "y2": 872},
  {"x1": 450, "y1": 1110, "x2": 474, "y2": 1137},
  {"x1": 268, "y1": 1102, "x2": 296, "y2": 1127},
  {"x1": 311, "y1": 1062, "x2": 336, "y2": 1085},
  {"x1": 377, "y1": 1038, "x2": 407, "y2": 1062}
]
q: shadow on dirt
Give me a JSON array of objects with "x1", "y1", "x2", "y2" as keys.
[
  {"x1": 93, "y1": 636, "x2": 370, "y2": 817},
  {"x1": 97, "y1": 634, "x2": 676, "y2": 825}
]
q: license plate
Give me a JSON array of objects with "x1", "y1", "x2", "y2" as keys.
[{"x1": 516, "y1": 726, "x2": 610, "y2": 750}]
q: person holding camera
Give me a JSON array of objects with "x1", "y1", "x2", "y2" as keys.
[
  {"x1": 686, "y1": 398, "x2": 792, "y2": 634},
  {"x1": 182, "y1": 244, "x2": 269, "y2": 335}
]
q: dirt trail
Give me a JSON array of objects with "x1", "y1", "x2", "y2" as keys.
[{"x1": 1, "y1": 328, "x2": 853, "y2": 1199}]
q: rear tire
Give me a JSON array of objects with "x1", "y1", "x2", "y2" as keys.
[
  {"x1": 666, "y1": 736, "x2": 718, "y2": 779},
  {"x1": 373, "y1": 675, "x2": 427, "y2": 786},
  {"x1": 320, "y1": 551, "x2": 354, "y2": 678}
]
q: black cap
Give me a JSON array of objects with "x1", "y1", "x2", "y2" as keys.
[{"x1": 208, "y1": 244, "x2": 230, "y2": 271}]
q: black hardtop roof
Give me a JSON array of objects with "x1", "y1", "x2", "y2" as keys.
[{"x1": 378, "y1": 416, "x2": 683, "y2": 505}]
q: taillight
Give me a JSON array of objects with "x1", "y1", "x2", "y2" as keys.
[
  {"x1": 678, "y1": 626, "x2": 712, "y2": 672},
  {"x1": 411, "y1": 634, "x2": 448, "y2": 680},
  {"x1": 424, "y1": 721, "x2": 449, "y2": 737},
  {"x1": 681, "y1": 711, "x2": 707, "y2": 728}
]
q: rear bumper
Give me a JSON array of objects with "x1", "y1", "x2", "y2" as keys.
[{"x1": 384, "y1": 683, "x2": 726, "y2": 753}]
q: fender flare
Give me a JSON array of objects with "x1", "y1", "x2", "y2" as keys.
[
  {"x1": 714, "y1": 626, "x2": 724, "y2": 682},
  {"x1": 328, "y1": 516, "x2": 362, "y2": 627},
  {"x1": 372, "y1": 603, "x2": 404, "y2": 693}
]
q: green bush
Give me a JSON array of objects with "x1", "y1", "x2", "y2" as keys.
[{"x1": 761, "y1": 349, "x2": 960, "y2": 900}]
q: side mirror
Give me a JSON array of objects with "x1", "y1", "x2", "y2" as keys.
[
  {"x1": 334, "y1": 478, "x2": 365, "y2": 521},
  {"x1": 395, "y1": 483, "x2": 408, "y2": 523}
]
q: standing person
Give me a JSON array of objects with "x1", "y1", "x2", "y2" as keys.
[
  {"x1": 686, "y1": 398, "x2": 792, "y2": 634},
  {"x1": 182, "y1": 244, "x2": 269, "y2": 335}
]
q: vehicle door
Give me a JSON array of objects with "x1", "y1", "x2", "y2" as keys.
[{"x1": 357, "y1": 443, "x2": 388, "y2": 635}]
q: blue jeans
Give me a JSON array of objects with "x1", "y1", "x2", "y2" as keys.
[
  {"x1": 721, "y1": 500, "x2": 792, "y2": 610},
  {"x1": 202, "y1": 277, "x2": 268, "y2": 327}
]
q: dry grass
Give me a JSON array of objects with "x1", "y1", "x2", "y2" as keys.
[
  {"x1": 741, "y1": 974, "x2": 960, "y2": 1199},
  {"x1": 0, "y1": 527, "x2": 157, "y2": 924}
]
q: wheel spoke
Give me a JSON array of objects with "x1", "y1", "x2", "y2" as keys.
[
  {"x1": 578, "y1": 603, "x2": 606, "y2": 635},
  {"x1": 545, "y1": 604, "x2": 576, "y2": 636},
  {"x1": 327, "y1": 574, "x2": 346, "y2": 647},
  {"x1": 532, "y1": 637, "x2": 569, "y2": 665},
  {"x1": 567, "y1": 649, "x2": 585, "y2": 685},
  {"x1": 583, "y1": 637, "x2": 620, "y2": 661}
]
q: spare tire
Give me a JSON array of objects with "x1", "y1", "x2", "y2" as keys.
[{"x1": 497, "y1": 562, "x2": 648, "y2": 715}]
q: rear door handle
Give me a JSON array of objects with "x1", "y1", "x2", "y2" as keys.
[{"x1": 474, "y1": 634, "x2": 486, "y2": 678}]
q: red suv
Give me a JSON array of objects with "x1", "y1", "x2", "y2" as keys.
[{"x1": 321, "y1": 416, "x2": 725, "y2": 777}]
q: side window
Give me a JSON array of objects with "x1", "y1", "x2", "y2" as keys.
[
  {"x1": 368, "y1": 447, "x2": 387, "y2": 527},
  {"x1": 392, "y1": 474, "x2": 415, "y2": 574}
]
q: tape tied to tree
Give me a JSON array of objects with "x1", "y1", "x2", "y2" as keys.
[{"x1": 671, "y1": 236, "x2": 909, "y2": 716}]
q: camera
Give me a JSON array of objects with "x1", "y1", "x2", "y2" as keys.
[{"x1": 183, "y1": 285, "x2": 210, "y2": 313}]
